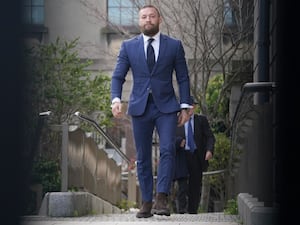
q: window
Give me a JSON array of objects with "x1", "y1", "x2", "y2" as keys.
[
  {"x1": 22, "y1": 0, "x2": 44, "y2": 25},
  {"x1": 222, "y1": 0, "x2": 253, "y2": 44},
  {"x1": 108, "y1": 0, "x2": 145, "y2": 26},
  {"x1": 223, "y1": 0, "x2": 236, "y2": 27}
]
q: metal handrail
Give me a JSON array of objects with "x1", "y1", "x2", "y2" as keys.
[
  {"x1": 203, "y1": 169, "x2": 227, "y2": 176},
  {"x1": 229, "y1": 81, "x2": 277, "y2": 174},
  {"x1": 74, "y1": 111, "x2": 131, "y2": 164},
  {"x1": 231, "y1": 81, "x2": 277, "y2": 124}
]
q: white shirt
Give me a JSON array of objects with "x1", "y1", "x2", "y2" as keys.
[{"x1": 143, "y1": 32, "x2": 160, "y2": 62}]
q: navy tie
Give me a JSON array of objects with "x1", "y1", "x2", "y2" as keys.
[
  {"x1": 147, "y1": 38, "x2": 155, "y2": 72},
  {"x1": 187, "y1": 118, "x2": 196, "y2": 152}
]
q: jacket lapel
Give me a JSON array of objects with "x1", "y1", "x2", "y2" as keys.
[
  {"x1": 194, "y1": 115, "x2": 199, "y2": 138},
  {"x1": 136, "y1": 35, "x2": 148, "y2": 70},
  {"x1": 156, "y1": 34, "x2": 167, "y2": 67},
  {"x1": 138, "y1": 35, "x2": 155, "y2": 74}
]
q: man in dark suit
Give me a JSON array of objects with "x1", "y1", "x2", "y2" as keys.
[
  {"x1": 172, "y1": 136, "x2": 189, "y2": 214},
  {"x1": 176, "y1": 97, "x2": 215, "y2": 214},
  {"x1": 111, "y1": 5, "x2": 192, "y2": 218}
]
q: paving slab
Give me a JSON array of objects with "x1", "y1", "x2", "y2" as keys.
[{"x1": 21, "y1": 212, "x2": 241, "y2": 225}]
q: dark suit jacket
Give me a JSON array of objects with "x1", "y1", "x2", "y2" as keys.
[
  {"x1": 111, "y1": 33, "x2": 191, "y2": 116},
  {"x1": 176, "y1": 114, "x2": 215, "y2": 171},
  {"x1": 173, "y1": 136, "x2": 189, "y2": 180}
]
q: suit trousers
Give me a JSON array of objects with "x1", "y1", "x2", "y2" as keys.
[
  {"x1": 131, "y1": 95, "x2": 178, "y2": 202},
  {"x1": 175, "y1": 177, "x2": 188, "y2": 213},
  {"x1": 186, "y1": 151, "x2": 203, "y2": 213}
]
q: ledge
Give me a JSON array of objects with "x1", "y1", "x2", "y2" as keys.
[
  {"x1": 38, "y1": 191, "x2": 121, "y2": 217},
  {"x1": 237, "y1": 193, "x2": 279, "y2": 225}
]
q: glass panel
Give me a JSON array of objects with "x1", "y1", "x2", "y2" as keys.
[
  {"x1": 109, "y1": 8, "x2": 121, "y2": 24},
  {"x1": 108, "y1": 0, "x2": 146, "y2": 26},
  {"x1": 22, "y1": 0, "x2": 44, "y2": 24},
  {"x1": 224, "y1": 0, "x2": 233, "y2": 26},
  {"x1": 32, "y1": 0, "x2": 44, "y2": 6},
  {"x1": 32, "y1": 7, "x2": 44, "y2": 24},
  {"x1": 108, "y1": 0, "x2": 120, "y2": 7},
  {"x1": 133, "y1": 14, "x2": 138, "y2": 21},
  {"x1": 121, "y1": 9, "x2": 132, "y2": 25},
  {"x1": 133, "y1": 10, "x2": 139, "y2": 23},
  {"x1": 140, "y1": 0, "x2": 146, "y2": 6},
  {"x1": 121, "y1": 0, "x2": 133, "y2": 7}
]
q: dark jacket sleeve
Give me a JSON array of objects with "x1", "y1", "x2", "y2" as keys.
[
  {"x1": 173, "y1": 136, "x2": 189, "y2": 180},
  {"x1": 175, "y1": 136, "x2": 185, "y2": 151},
  {"x1": 194, "y1": 114, "x2": 216, "y2": 172},
  {"x1": 201, "y1": 115, "x2": 215, "y2": 154}
]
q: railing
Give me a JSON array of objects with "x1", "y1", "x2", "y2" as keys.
[
  {"x1": 227, "y1": 81, "x2": 277, "y2": 202},
  {"x1": 74, "y1": 112, "x2": 131, "y2": 164},
  {"x1": 73, "y1": 112, "x2": 138, "y2": 205},
  {"x1": 37, "y1": 111, "x2": 133, "y2": 205},
  {"x1": 229, "y1": 81, "x2": 277, "y2": 173},
  {"x1": 231, "y1": 82, "x2": 276, "y2": 124},
  {"x1": 67, "y1": 127, "x2": 122, "y2": 204},
  {"x1": 203, "y1": 169, "x2": 227, "y2": 176}
]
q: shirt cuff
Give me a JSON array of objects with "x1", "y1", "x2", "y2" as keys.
[
  {"x1": 112, "y1": 97, "x2": 121, "y2": 104},
  {"x1": 180, "y1": 103, "x2": 192, "y2": 109}
]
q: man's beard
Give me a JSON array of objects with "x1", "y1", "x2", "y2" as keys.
[{"x1": 141, "y1": 24, "x2": 159, "y2": 36}]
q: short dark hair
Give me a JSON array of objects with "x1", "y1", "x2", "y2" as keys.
[{"x1": 140, "y1": 5, "x2": 161, "y2": 17}]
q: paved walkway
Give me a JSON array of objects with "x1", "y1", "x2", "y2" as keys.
[{"x1": 21, "y1": 212, "x2": 241, "y2": 225}]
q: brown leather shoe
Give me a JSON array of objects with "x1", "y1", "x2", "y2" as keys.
[
  {"x1": 136, "y1": 201, "x2": 153, "y2": 218},
  {"x1": 151, "y1": 193, "x2": 170, "y2": 216}
]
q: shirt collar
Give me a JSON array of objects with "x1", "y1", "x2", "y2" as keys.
[
  {"x1": 143, "y1": 32, "x2": 160, "y2": 44},
  {"x1": 185, "y1": 114, "x2": 194, "y2": 126}
]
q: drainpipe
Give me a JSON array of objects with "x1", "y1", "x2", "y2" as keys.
[{"x1": 254, "y1": 0, "x2": 270, "y2": 104}]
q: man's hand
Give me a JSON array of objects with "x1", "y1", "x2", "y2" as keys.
[
  {"x1": 111, "y1": 102, "x2": 124, "y2": 118},
  {"x1": 180, "y1": 139, "x2": 186, "y2": 147},
  {"x1": 205, "y1": 151, "x2": 213, "y2": 160},
  {"x1": 177, "y1": 109, "x2": 190, "y2": 127}
]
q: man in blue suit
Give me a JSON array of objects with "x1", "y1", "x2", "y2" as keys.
[{"x1": 111, "y1": 5, "x2": 192, "y2": 218}]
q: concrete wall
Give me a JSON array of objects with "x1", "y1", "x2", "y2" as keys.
[
  {"x1": 68, "y1": 128, "x2": 122, "y2": 205},
  {"x1": 238, "y1": 193, "x2": 279, "y2": 225},
  {"x1": 232, "y1": 104, "x2": 274, "y2": 205},
  {"x1": 39, "y1": 192, "x2": 121, "y2": 217}
]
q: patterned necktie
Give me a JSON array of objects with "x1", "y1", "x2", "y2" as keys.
[
  {"x1": 147, "y1": 38, "x2": 155, "y2": 72},
  {"x1": 187, "y1": 118, "x2": 196, "y2": 152}
]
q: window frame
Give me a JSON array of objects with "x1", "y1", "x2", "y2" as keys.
[
  {"x1": 22, "y1": 0, "x2": 44, "y2": 25},
  {"x1": 107, "y1": 0, "x2": 145, "y2": 27}
]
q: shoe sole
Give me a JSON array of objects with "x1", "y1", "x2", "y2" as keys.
[
  {"x1": 151, "y1": 209, "x2": 170, "y2": 216},
  {"x1": 136, "y1": 213, "x2": 153, "y2": 218}
]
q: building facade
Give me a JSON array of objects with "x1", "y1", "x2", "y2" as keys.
[{"x1": 24, "y1": 0, "x2": 280, "y2": 215}]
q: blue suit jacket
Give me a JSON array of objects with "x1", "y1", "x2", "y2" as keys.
[{"x1": 111, "y1": 33, "x2": 191, "y2": 116}]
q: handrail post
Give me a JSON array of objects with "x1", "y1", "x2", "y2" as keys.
[
  {"x1": 127, "y1": 170, "x2": 137, "y2": 204},
  {"x1": 61, "y1": 122, "x2": 68, "y2": 192}
]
